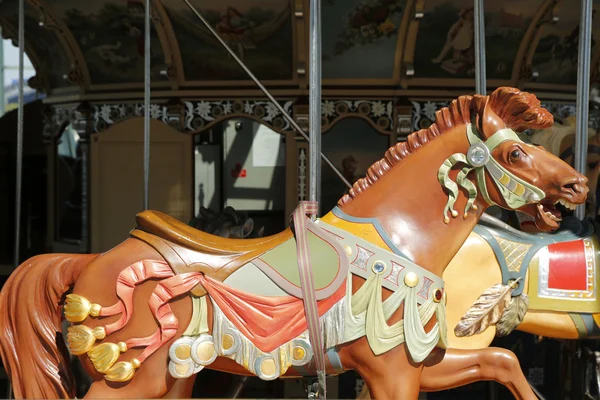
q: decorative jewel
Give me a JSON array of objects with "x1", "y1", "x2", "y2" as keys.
[
  {"x1": 404, "y1": 272, "x2": 419, "y2": 288},
  {"x1": 467, "y1": 143, "x2": 490, "y2": 167},
  {"x1": 371, "y1": 260, "x2": 387, "y2": 274},
  {"x1": 433, "y1": 288, "x2": 443, "y2": 303}
]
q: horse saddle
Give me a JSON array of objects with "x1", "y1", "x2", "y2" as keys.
[{"x1": 130, "y1": 210, "x2": 348, "y2": 298}]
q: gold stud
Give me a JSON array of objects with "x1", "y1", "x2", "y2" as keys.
[
  {"x1": 175, "y1": 344, "x2": 191, "y2": 360},
  {"x1": 404, "y1": 272, "x2": 419, "y2": 288},
  {"x1": 344, "y1": 245, "x2": 353, "y2": 257},
  {"x1": 130, "y1": 358, "x2": 141, "y2": 369},
  {"x1": 293, "y1": 346, "x2": 306, "y2": 361},
  {"x1": 260, "y1": 358, "x2": 277, "y2": 377},
  {"x1": 222, "y1": 334, "x2": 234, "y2": 351}
]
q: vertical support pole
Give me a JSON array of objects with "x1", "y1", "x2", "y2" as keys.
[
  {"x1": 474, "y1": 0, "x2": 486, "y2": 95},
  {"x1": 309, "y1": 1, "x2": 325, "y2": 397},
  {"x1": 76, "y1": 105, "x2": 92, "y2": 253},
  {"x1": 14, "y1": 0, "x2": 25, "y2": 266},
  {"x1": 574, "y1": 0, "x2": 593, "y2": 220},
  {"x1": 143, "y1": 0, "x2": 151, "y2": 210},
  {"x1": 309, "y1": 0, "x2": 321, "y2": 217},
  {"x1": 0, "y1": 28, "x2": 5, "y2": 116}
]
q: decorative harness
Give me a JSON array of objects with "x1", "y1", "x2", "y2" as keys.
[{"x1": 438, "y1": 123, "x2": 546, "y2": 223}]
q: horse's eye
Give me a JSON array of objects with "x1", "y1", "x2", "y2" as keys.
[{"x1": 510, "y1": 149, "x2": 521, "y2": 161}]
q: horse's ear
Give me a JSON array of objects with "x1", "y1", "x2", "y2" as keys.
[{"x1": 480, "y1": 97, "x2": 506, "y2": 139}]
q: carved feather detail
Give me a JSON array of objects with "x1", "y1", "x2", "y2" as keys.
[
  {"x1": 454, "y1": 283, "x2": 515, "y2": 337},
  {"x1": 496, "y1": 294, "x2": 529, "y2": 337}
]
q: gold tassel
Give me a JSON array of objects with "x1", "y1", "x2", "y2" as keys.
[
  {"x1": 64, "y1": 294, "x2": 102, "y2": 323},
  {"x1": 105, "y1": 358, "x2": 141, "y2": 382},
  {"x1": 88, "y1": 342, "x2": 127, "y2": 373},
  {"x1": 67, "y1": 325, "x2": 106, "y2": 355}
]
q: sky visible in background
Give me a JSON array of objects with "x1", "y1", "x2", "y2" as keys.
[{"x1": 3, "y1": 38, "x2": 35, "y2": 85}]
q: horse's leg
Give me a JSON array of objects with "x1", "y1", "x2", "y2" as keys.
[
  {"x1": 163, "y1": 376, "x2": 197, "y2": 398},
  {"x1": 340, "y1": 338, "x2": 423, "y2": 400},
  {"x1": 420, "y1": 347, "x2": 536, "y2": 400}
]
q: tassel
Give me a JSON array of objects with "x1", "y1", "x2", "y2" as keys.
[
  {"x1": 88, "y1": 342, "x2": 127, "y2": 373},
  {"x1": 67, "y1": 325, "x2": 106, "y2": 355},
  {"x1": 64, "y1": 294, "x2": 102, "y2": 323},
  {"x1": 105, "y1": 358, "x2": 141, "y2": 382},
  {"x1": 454, "y1": 279, "x2": 521, "y2": 337}
]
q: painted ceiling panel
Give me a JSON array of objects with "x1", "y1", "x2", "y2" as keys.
[
  {"x1": 0, "y1": 1, "x2": 71, "y2": 89},
  {"x1": 414, "y1": 0, "x2": 540, "y2": 80},
  {"x1": 44, "y1": 0, "x2": 169, "y2": 84},
  {"x1": 531, "y1": 0, "x2": 600, "y2": 85},
  {"x1": 322, "y1": 0, "x2": 406, "y2": 80},
  {"x1": 162, "y1": 0, "x2": 294, "y2": 81}
]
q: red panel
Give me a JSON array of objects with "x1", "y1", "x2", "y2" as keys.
[{"x1": 547, "y1": 240, "x2": 587, "y2": 291}]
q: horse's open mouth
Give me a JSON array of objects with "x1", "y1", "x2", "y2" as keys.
[{"x1": 533, "y1": 198, "x2": 578, "y2": 230}]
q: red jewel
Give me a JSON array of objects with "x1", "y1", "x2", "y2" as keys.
[{"x1": 434, "y1": 289, "x2": 443, "y2": 302}]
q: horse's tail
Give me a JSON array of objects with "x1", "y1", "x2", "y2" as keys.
[{"x1": 0, "y1": 253, "x2": 98, "y2": 399}]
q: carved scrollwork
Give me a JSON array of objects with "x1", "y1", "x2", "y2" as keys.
[
  {"x1": 411, "y1": 100, "x2": 450, "y2": 132},
  {"x1": 183, "y1": 100, "x2": 295, "y2": 134},
  {"x1": 321, "y1": 100, "x2": 394, "y2": 134},
  {"x1": 92, "y1": 103, "x2": 182, "y2": 133}
]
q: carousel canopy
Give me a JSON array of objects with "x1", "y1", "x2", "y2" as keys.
[{"x1": 0, "y1": 0, "x2": 599, "y2": 102}]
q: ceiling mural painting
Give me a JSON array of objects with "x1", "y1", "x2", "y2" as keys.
[
  {"x1": 44, "y1": 0, "x2": 169, "y2": 85},
  {"x1": 162, "y1": 0, "x2": 294, "y2": 81},
  {"x1": 322, "y1": 0, "x2": 406, "y2": 80},
  {"x1": 0, "y1": 1, "x2": 72, "y2": 90},
  {"x1": 531, "y1": 1, "x2": 599, "y2": 86},
  {"x1": 414, "y1": 0, "x2": 538, "y2": 80}
]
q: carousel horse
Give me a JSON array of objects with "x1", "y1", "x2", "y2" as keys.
[
  {"x1": 0, "y1": 87, "x2": 589, "y2": 400},
  {"x1": 358, "y1": 214, "x2": 600, "y2": 399}
]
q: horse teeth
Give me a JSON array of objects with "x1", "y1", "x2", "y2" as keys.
[
  {"x1": 557, "y1": 198, "x2": 577, "y2": 210},
  {"x1": 544, "y1": 211, "x2": 562, "y2": 221}
]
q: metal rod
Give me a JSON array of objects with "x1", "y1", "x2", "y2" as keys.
[
  {"x1": 309, "y1": 0, "x2": 326, "y2": 394},
  {"x1": 309, "y1": 0, "x2": 322, "y2": 215},
  {"x1": 0, "y1": 29, "x2": 5, "y2": 116},
  {"x1": 14, "y1": 0, "x2": 24, "y2": 267},
  {"x1": 574, "y1": 0, "x2": 593, "y2": 220},
  {"x1": 143, "y1": 0, "x2": 151, "y2": 210},
  {"x1": 474, "y1": 0, "x2": 486, "y2": 95},
  {"x1": 181, "y1": 0, "x2": 351, "y2": 190}
]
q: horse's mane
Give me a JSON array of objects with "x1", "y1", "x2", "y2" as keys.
[{"x1": 338, "y1": 87, "x2": 554, "y2": 207}]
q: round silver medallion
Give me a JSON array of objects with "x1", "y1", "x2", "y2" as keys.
[
  {"x1": 467, "y1": 143, "x2": 490, "y2": 167},
  {"x1": 372, "y1": 260, "x2": 387, "y2": 274}
]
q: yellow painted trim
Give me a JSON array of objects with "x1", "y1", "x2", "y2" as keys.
[{"x1": 320, "y1": 212, "x2": 392, "y2": 252}]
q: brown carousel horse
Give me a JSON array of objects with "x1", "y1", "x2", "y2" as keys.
[
  {"x1": 360, "y1": 213, "x2": 600, "y2": 399},
  {"x1": 0, "y1": 87, "x2": 589, "y2": 399}
]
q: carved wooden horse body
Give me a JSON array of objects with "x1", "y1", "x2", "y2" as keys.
[{"x1": 0, "y1": 88, "x2": 589, "y2": 399}]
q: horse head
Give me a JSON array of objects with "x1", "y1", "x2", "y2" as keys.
[{"x1": 438, "y1": 87, "x2": 589, "y2": 232}]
